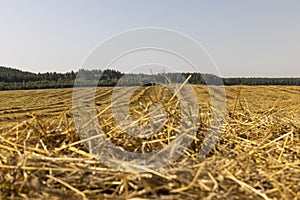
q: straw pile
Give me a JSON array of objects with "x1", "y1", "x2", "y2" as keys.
[{"x1": 0, "y1": 86, "x2": 299, "y2": 199}]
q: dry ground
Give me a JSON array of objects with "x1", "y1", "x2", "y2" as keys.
[{"x1": 0, "y1": 86, "x2": 299, "y2": 199}]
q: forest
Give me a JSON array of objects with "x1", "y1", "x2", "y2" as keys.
[{"x1": 0, "y1": 66, "x2": 299, "y2": 90}]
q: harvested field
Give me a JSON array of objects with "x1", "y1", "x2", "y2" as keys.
[{"x1": 0, "y1": 86, "x2": 299, "y2": 199}]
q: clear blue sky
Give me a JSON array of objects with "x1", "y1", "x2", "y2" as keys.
[{"x1": 0, "y1": 0, "x2": 299, "y2": 77}]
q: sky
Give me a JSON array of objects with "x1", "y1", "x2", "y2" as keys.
[{"x1": 0, "y1": 0, "x2": 299, "y2": 77}]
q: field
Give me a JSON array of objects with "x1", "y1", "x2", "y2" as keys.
[{"x1": 0, "y1": 86, "x2": 299, "y2": 199}]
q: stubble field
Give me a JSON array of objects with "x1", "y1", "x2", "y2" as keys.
[{"x1": 0, "y1": 86, "x2": 299, "y2": 199}]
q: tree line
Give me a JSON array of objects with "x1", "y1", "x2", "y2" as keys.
[{"x1": 0, "y1": 66, "x2": 299, "y2": 90}]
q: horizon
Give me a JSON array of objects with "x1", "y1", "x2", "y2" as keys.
[
  {"x1": 0, "y1": 1, "x2": 299, "y2": 77},
  {"x1": 1, "y1": 65, "x2": 299, "y2": 79}
]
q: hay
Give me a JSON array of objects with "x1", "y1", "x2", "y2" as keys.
[{"x1": 0, "y1": 86, "x2": 299, "y2": 199}]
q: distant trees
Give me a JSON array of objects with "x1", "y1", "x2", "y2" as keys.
[
  {"x1": 222, "y1": 77, "x2": 300, "y2": 86},
  {"x1": 0, "y1": 66, "x2": 299, "y2": 90},
  {"x1": 0, "y1": 66, "x2": 76, "y2": 90}
]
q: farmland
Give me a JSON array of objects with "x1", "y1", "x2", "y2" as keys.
[{"x1": 0, "y1": 86, "x2": 299, "y2": 199}]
